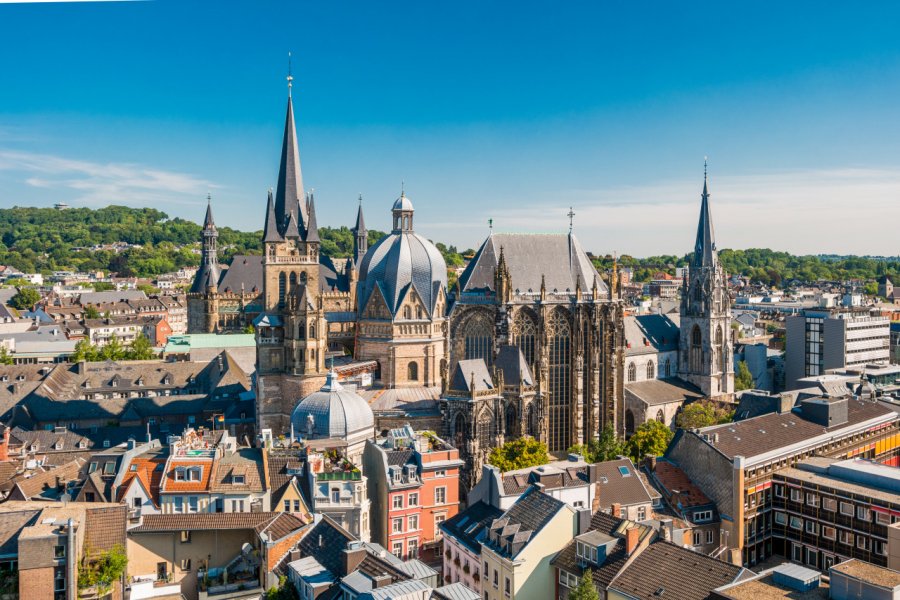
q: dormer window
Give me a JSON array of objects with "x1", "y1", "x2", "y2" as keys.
[
  {"x1": 233, "y1": 474, "x2": 245, "y2": 485},
  {"x1": 88, "y1": 462, "x2": 98, "y2": 474},
  {"x1": 175, "y1": 467, "x2": 186, "y2": 481},
  {"x1": 576, "y1": 542, "x2": 598, "y2": 564},
  {"x1": 188, "y1": 467, "x2": 202, "y2": 481},
  {"x1": 103, "y1": 440, "x2": 110, "y2": 448},
  {"x1": 78, "y1": 440, "x2": 87, "y2": 449},
  {"x1": 54, "y1": 441, "x2": 63, "y2": 450}
]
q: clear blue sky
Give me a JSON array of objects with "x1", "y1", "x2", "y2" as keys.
[{"x1": 2, "y1": 0, "x2": 900, "y2": 256}]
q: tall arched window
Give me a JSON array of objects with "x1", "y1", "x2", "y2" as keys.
[
  {"x1": 416, "y1": 306, "x2": 423, "y2": 319},
  {"x1": 523, "y1": 403, "x2": 535, "y2": 437},
  {"x1": 511, "y1": 310, "x2": 538, "y2": 366},
  {"x1": 403, "y1": 306, "x2": 412, "y2": 320},
  {"x1": 462, "y1": 311, "x2": 494, "y2": 365},
  {"x1": 407, "y1": 361, "x2": 419, "y2": 381},
  {"x1": 453, "y1": 413, "x2": 467, "y2": 450},
  {"x1": 627, "y1": 363, "x2": 636, "y2": 382},
  {"x1": 298, "y1": 323, "x2": 306, "y2": 339},
  {"x1": 300, "y1": 272, "x2": 308, "y2": 285},
  {"x1": 278, "y1": 273, "x2": 286, "y2": 308},
  {"x1": 309, "y1": 324, "x2": 316, "y2": 339},
  {"x1": 289, "y1": 272, "x2": 297, "y2": 293},
  {"x1": 504, "y1": 403, "x2": 517, "y2": 437},
  {"x1": 625, "y1": 410, "x2": 635, "y2": 435},
  {"x1": 664, "y1": 358, "x2": 671, "y2": 378},
  {"x1": 477, "y1": 409, "x2": 495, "y2": 450},
  {"x1": 690, "y1": 326, "x2": 702, "y2": 373},
  {"x1": 647, "y1": 361, "x2": 655, "y2": 380},
  {"x1": 547, "y1": 310, "x2": 571, "y2": 452},
  {"x1": 656, "y1": 409, "x2": 665, "y2": 423}
]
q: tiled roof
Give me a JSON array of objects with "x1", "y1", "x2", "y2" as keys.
[
  {"x1": 13, "y1": 458, "x2": 85, "y2": 500},
  {"x1": 266, "y1": 451, "x2": 305, "y2": 501},
  {"x1": 440, "y1": 500, "x2": 504, "y2": 554},
  {"x1": 297, "y1": 515, "x2": 356, "y2": 577},
  {"x1": 9, "y1": 426, "x2": 91, "y2": 452},
  {"x1": 131, "y1": 512, "x2": 304, "y2": 537},
  {"x1": 160, "y1": 459, "x2": 212, "y2": 493},
  {"x1": 623, "y1": 314, "x2": 680, "y2": 356},
  {"x1": 84, "y1": 505, "x2": 127, "y2": 555},
  {"x1": 209, "y1": 448, "x2": 266, "y2": 493},
  {"x1": 501, "y1": 464, "x2": 588, "y2": 496},
  {"x1": 651, "y1": 459, "x2": 713, "y2": 510},
  {"x1": 609, "y1": 541, "x2": 745, "y2": 600},
  {"x1": 624, "y1": 378, "x2": 703, "y2": 406},
  {"x1": 117, "y1": 457, "x2": 165, "y2": 505},
  {"x1": 593, "y1": 458, "x2": 655, "y2": 510},
  {"x1": 0, "y1": 509, "x2": 40, "y2": 556},
  {"x1": 686, "y1": 398, "x2": 898, "y2": 462}
]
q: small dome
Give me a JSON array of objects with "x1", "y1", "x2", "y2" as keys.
[
  {"x1": 392, "y1": 192, "x2": 414, "y2": 212},
  {"x1": 291, "y1": 371, "x2": 374, "y2": 440}
]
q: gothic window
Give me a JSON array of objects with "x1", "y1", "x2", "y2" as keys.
[
  {"x1": 278, "y1": 273, "x2": 286, "y2": 308},
  {"x1": 523, "y1": 403, "x2": 534, "y2": 437},
  {"x1": 403, "y1": 306, "x2": 412, "y2": 320},
  {"x1": 715, "y1": 325, "x2": 723, "y2": 346},
  {"x1": 289, "y1": 272, "x2": 297, "y2": 293},
  {"x1": 298, "y1": 322, "x2": 306, "y2": 339},
  {"x1": 647, "y1": 361, "x2": 655, "y2": 379},
  {"x1": 416, "y1": 306, "x2": 423, "y2": 319},
  {"x1": 656, "y1": 409, "x2": 665, "y2": 423},
  {"x1": 300, "y1": 272, "x2": 308, "y2": 285},
  {"x1": 690, "y1": 326, "x2": 702, "y2": 373},
  {"x1": 627, "y1": 362, "x2": 636, "y2": 383},
  {"x1": 309, "y1": 324, "x2": 316, "y2": 339},
  {"x1": 694, "y1": 286, "x2": 701, "y2": 303},
  {"x1": 511, "y1": 310, "x2": 538, "y2": 366},
  {"x1": 625, "y1": 410, "x2": 635, "y2": 435},
  {"x1": 408, "y1": 361, "x2": 419, "y2": 381},
  {"x1": 477, "y1": 409, "x2": 495, "y2": 450},
  {"x1": 664, "y1": 358, "x2": 671, "y2": 378},
  {"x1": 504, "y1": 403, "x2": 517, "y2": 437},
  {"x1": 547, "y1": 310, "x2": 571, "y2": 453},
  {"x1": 453, "y1": 413, "x2": 467, "y2": 449},
  {"x1": 462, "y1": 311, "x2": 494, "y2": 365}
]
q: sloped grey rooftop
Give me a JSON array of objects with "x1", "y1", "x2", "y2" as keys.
[
  {"x1": 450, "y1": 359, "x2": 494, "y2": 393},
  {"x1": 495, "y1": 345, "x2": 534, "y2": 386},
  {"x1": 623, "y1": 314, "x2": 680, "y2": 356},
  {"x1": 291, "y1": 370, "x2": 375, "y2": 440},
  {"x1": 459, "y1": 232, "x2": 606, "y2": 296}
]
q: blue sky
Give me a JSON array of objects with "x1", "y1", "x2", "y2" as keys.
[{"x1": 1, "y1": 1, "x2": 900, "y2": 256}]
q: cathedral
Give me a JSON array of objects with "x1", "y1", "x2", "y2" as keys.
[{"x1": 188, "y1": 78, "x2": 734, "y2": 490}]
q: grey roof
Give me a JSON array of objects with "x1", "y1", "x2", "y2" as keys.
[
  {"x1": 291, "y1": 371, "x2": 375, "y2": 440},
  {"x1": 433, "y1": 582, "x2": 481, "y2": 600},
  {"x1": 357, "y1": 202, "x2": 447, "y2": 318},
  {"x1": 191, "y1": 258, "x2": 220, "y2": 295},
  {"x1": 485, "y1": 487, "x2": 568, "y2": 558},
  {"x1": 624, "y1": 378, "x2": 703, "y2": 407},
  {"x1": 449, "y1": 359, "x2": 494, "y2": 393},
  {"x1": 458, "y1": 232, "x2": 606, "y2": 297},
  {"x1": 495, "y1": 345, "x2": 534, "y2": 386},
  {"x1": 354, "y1": 202, "x2": 366, "y2": 232},
  {"x1": 359, "y1": 579, "x2": 429, "y2": 600},
  {"x1": 305, "y1": 195, "x2": 320, "y2": 242},
  {"x1": 440, "y1": 500, "x2": 504, "y2": 554},
  {"x1": 693, "y1": 169, "x2": 717, "y2": 269},
  {"x1": 78, "y1": 290, "x2": 147, "y2": 305},
  {"x1": 284, "y1": 209, "x2": 301, "y2": 239},
  {"x1": 392, "y1": 192, "x2": 414, "y2": 212},
  {"x1": 623, "y1": 314, "x2": 680, "y2": 356},
  {"x1": 593, "y1": 458, "x2": 656, "y2": 510},
  {"x1": 203, "y1": 200, "x2": 216, "y2": 229},
  {"x1": 274, "y1": 96, "x2": 307, "y2": 235},
  {"x1": 218, "y1": 255, "x2": 263, "y2": 294},
  {"x1": 263, "y1": 190, "x2": 282, "y2": 243}
]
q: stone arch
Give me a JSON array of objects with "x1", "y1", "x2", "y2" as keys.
[
  {"x1": 456, "y1": 309, "x2": 494, "y2": 365},
  {"x1": 511, "y1": 308, "x2": 539, "y2": 366},
  {"x1": 408, "y1": 361, "x2": 419, "y2": 381},
  {"x1": 625, "y1": 409, "x2": 635, "y2": 435}
]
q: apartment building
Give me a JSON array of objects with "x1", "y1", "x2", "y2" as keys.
[
  {"x1": 785, "y1": 309, "x2": 890, "y2": 389},
  {"x1": 305, "y1": 450, "x2": 371, "y2": 542},
  {"x1": 441, "y1": 501, "x2": 504, "y2": 592},
  {"x1": 665, "y1": 393, "x2": 900, "y2": 567}
]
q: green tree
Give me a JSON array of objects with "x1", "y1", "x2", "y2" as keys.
[
  {"x1": 242, "y1": 323, "x2": 255, "y2": 334},
  {"x1": 93, "y1": 282, "x2": 115, "y2": 291},
  {"x1": 625, "y1": 420, "x2": 673, "y2": 463},
  {"x1": 78, "y1": 544, "x2": 128, "y2": 597},
  {"x1": 9, "y1": 286, "x2": 40, "y2": 310},
  {"x1": 266, "y1": 575, "x2": 300, "y2": 600},
  {"x1": 676, "y1": 400, "x2": 734, "y2": 430},
  {"x1": 487, "y1": 437, "x2": 549, "y2": 472},
  {"x1": 569, "y1": 571, "x2": 600, "y2": 600},
  {"x1": 84, "y1": 305, "x2": 100, "y2": 319},
  {"x1": 567, "y1": 428, "x2": 625, "y2": 463},
  {"x1": 126, "y1": 333, "x2": 155, "y2": 360},
  {"x1": 735, "y1": 361, "x2": 754, "y2": 391},
  {"x1": 100, "y1": 335, "x2": 125, "y2": 361},
  {"x1": 72, "y1": 338, "x2": 99, "y2": 362},
  {"x1": 0, "y1": 346, "x2": 12, "y2": 366}
]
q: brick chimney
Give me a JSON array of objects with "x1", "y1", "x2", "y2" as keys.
[
  {"x1": 0, "y1": 426, "x2": 9, "y2": 461},
  {"x1": 625, "y1": 526, "x2": 640, "y2": 556},
  {"x1": 611, "y1": 503, "x2": 621, "y2": 518}
]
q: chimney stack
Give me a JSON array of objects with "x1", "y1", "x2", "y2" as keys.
[
  {"x1": 625, "y1": 526, "x2": 640, "y2": 556},
  {"x1": 611, "y1": 503, "x2": 622, "y2": 518}
]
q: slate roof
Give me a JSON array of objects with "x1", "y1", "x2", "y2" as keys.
[
  {"x1": 494, "y1": 345, "x2": 534, "y2": 386},
  {"x1": 218, "y1": 255, "x2": 264, "y2": 294},
  {"x1": 609, "y1": 540, "x2": 745, "y2": 600},
  {"x1": 440, "y1": 500, "x2": 504, "y2": 554},
  {"x1": 0, "y1": 509, "x2": 40, "y2": 556},
  {"x1": 683, "y1": 398, "x2": 898, "y2": 462},
  {"x1": 9, "y1": 426, "x2": 91, "y2": 453},
  {"x1": 266, "y1": 450, "x2": 305, "y2": 502},
  {"x1": 624, "y1": 378, "x2": 703, "y2": 407},
  {"x1": 458, "y1": 232, "x2": 606, "y2": 298},
  {"x1": 593, "y1": 458, "x2": 655, "y2": 510},
  {"x1": 297, "y1": 515, "x2": 356, "y2": 577},
  {"x1": 501, "y1": 464, "x2": 588, "y2": 496},
  {"x1": 432, "y1": 583, "x2": 481, "y2": 600},
  {"x1": 449, "y1": 359, "x2": 494, "y2": 394},
  {"x1": 485, "y1": 487, "x2": 568, "y2": 559},
  {"x1": 623, "y1": 314, "x2": 680, "y2": 356}
]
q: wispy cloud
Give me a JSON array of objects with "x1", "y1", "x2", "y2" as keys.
[
  {"x1": 421, "y1": 167, "x2": 900, "y2": 256},
  {"x1": 0, "y1": 149, "x2": 215, "y2": 208}
]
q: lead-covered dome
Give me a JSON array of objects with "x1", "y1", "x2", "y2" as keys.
[
  {"x1": 357, "y1": 192, "x2": 448, "y2": 318},
  {"x1": 291, "y1": 371, "x2": 374, "y2": 441}
]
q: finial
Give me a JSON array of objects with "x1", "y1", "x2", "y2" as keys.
[
  {"x1": 207, "y1": 192, "x2": 211, "y2": 204},
  {"x1": 401, "y1": 180, "x2": 405, "y2": 197},
  {"x1": 704, "y1": 156, "x2": 708, "y2": 179},
  {"x1": 287, "y1": 52, "x2": 294, "y2": 97},
  {"x1": 358, "y1": 193, "x2": 363, "y2": 206},
  {"x1": 488, "y1": 218, "x2": 493, "y2": 231},
  {"x1": 567, "y1": 207, "x2": 576, "y2": 233}
]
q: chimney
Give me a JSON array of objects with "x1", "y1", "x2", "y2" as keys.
[
  {"x1": 146, "y1": 422, "x2": 152, "y2": 444},
  {"x1": 645, "y1": 456, "x2": 657, "y2": 472},
  {"x1": 587, "y1": 463, "x2": 600, "y2": 483},
  {"x1": 625, "y1": 526, "x2": 640, "y2": 555},
  {"x1": 611, "y1": 503, "x2": 621, "y2": 518},
  {"x1": 372, "y1": 574, "x2": 393, "y2": 589},
  {"x1": 342, "y1": 545, "x2": 367, "y2": 576}
]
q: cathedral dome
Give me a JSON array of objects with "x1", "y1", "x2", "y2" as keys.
[
  {"x1": 357, "y1": 193, "x2": 448, "y2": 318},
  {"x1": 291, "y1": 371, "x2": 374, "y2": 440}
]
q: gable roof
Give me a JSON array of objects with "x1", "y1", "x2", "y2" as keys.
[
  {"x1": 593, "y1": 458, "x2": 655, "y2": 510},
  {"x1": 297, "y1": 515, "x2": 356, "y2": 577},
  {"x1": 623, "y1": 314, "x2": 680, "y2": 356},
  {"x1": 440, "y1": 500, "x2": 504, "y2": 555},
  {"x1": 484, "y1": 487, "x2": 569, "y2": 559},
  {"x1": 449, "y1": 359, "x2": 494, "y2": 394}
]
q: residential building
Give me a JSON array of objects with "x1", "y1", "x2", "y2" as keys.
[
  {"x1": 891, "y1": 322, "x2": 900, "y2": 365},
  {"x1": 665, "y1": 393, "x2": 900, "y2": 567},
  {"x1": 771, "y1": 457, "x2": 900, "y2": 572},
  {"x1": 363, "y1": 424, "x2": 463, "y2": 562},
  {"x1": 84, "y1": 314, "x2": 172, "y2": 347},
  {"x1": 441, "y1": 500, "x2": 504, "y2": 592},
  {"x1": 305, "y1": 450, "x2": 371, "y2": 542},
  {"x1": 468, "y1": 458, "x2": 598, "y2": 512},
  {"x1": 785, "y1": 309, "x2": 890, "y2": 390},
  {"x1": 592, "y1": 458, "x2": 659, "y2": 521},
  {"x1": 480, "y1": 487, "x2": 577, "y2": 600},
  {"x1": 266, "y1": 447, "x2": 312, "y2": 518}
]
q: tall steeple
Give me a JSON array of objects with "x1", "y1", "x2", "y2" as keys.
[
  {"x1": 190, "y1": 194, "x2": 221, "y2": 293},
  {"x1": 693, "y1": 158, "x2": 717, "y2": 268},
  {"x1": 263, "y1": 189, "x2": 282, "y2": 243},
  {"x1": 305, "y1": 192, "x2": 320, "y2": 243},
  {"x1": 353, "y1": 195, "x2": 367, "y2": 263},
  {"x1": 274, "y1": 64, "x2": 306, "y2": 235}
]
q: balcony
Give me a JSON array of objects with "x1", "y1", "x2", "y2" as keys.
[{"x1": 128, "y1": 575, "x2": 181, "y2": 600}]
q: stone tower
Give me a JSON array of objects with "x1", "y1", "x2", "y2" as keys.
[
  {"x1": 353, "y1": 196, "x2": 367, "y2": 266},
  {"x1": 190, "y1": 197, "x2": 221, "y2": 333},
  {"x1": 678, "y1": 164, "x2": 734, "y2": 397}
]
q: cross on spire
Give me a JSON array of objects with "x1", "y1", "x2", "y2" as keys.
[
  {"x1": 567, "y1": 207, "x2": 576, "y2": 232},
  {"x1": 488, "y1": 218, "x2": 493, "y2": 230},
  {"x1": 287, "y1": 52, "x2": 293, "y2": 97}
]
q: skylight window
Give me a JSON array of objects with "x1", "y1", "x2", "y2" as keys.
[{"x1": 618, "y1": 466, "x2": 631, "y2": 477}]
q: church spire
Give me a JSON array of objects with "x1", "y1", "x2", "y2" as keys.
[
  {"x1": 274, "y1": 75, "x2": 306, "y2": 235},
  {"x1": 190, "y1": 195, "x2": 221, "y2": 294},
  {"x1": 353, "y1": 195, "x2": 368, "y2": 263},
  {"x1": 263, "y1": 189, "x2": 282, "y2": 243},
  {"x1": 203, "y1": 193, "x2": 216, "y2": 231},
  {"x1": 305, "y1": 192, "x2": 320, "y2": 243},
  {"x1": 693, "y1": 158, "x2": 717, "y2": 268}
]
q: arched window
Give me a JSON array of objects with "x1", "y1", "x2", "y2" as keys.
[
  {"x1": 289, "y1": 272, "x2": 297, "y2": 292},
  {"x1": 656, "y1": 409, "x2": 665, "y2": 423},
  {"x1": 627, "y1": 363, "x2": 636, "y2": 382},
  {"x1": 715, "y1": 326, "x2": 723, "y2": 346},
  {"x1": 523, "y1": 403, "x2": 535, "y2": 437},
  {"x1": 416, "y1": 306, "x2": 423, "y2": 319},
  {"x1": 511, "y1": 310, "x2": 538, "y2": 366},
  {"x1": 664, "y1": 358, "x2": 671, "y2": 378},
  {"x1": 309, "y1": 324, "x2": 316, "y2": 339},
  {"x1": 504, "y1": 403, "x2": 517, "y2": 437},
  {"x1": 625, "y1": 410, "x2": 635, "y2": 435},
  {"x1": 300, "y1": 272, "x2": 308, "y2": 285},
  {"x1": 547, "y1": 310, "x2": 571, "y2": 452},
  {"x1": 278, "y1": 273, "x2": 286, "y2": 308},
  {"x1": 690, "y1": 326, "x2": 702, "y2": 373},
  {"x1": 298, "y1": 323, "x2": 306, "y2": 339},
  {"x1": 403, "y1": 306, "x2": 412, "y2": 320},
  {"x1": 646, "y1": 361, "x2": 655, "y2": 379},
  {"x1": 407, "y1": 361, "x2": 419, "y2": 381},
  {"x1": 462, "y1": 311, "x2": 494, "y2": 365},
  {"x1": 477, "y1": 409, "x2": 495, "y2": 450},
  {"x1": 453, "y1": 413, "x2": 467, "y2": 449}
]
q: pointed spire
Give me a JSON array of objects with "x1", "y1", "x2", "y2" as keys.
[
  {"x1": 354, "y1": 194, "x2": 366, "y2": 232},
  {"x1": 203, "y1": 193, "x2": 216, "y2": 230},
  {"x1": 274, "y1": 91, "x2": 306, "y2": 234},
  {"x1": 694, "y1": 157, "x2": 717, "y2": 268},
  {"x1": 284, "y1": 209, "x2": 301, "y2": 239},
  {"x1": 263, "y1": 189, "x2": 283, "y2": 243},
  {"x1": 305, "y1": 192, "x2": 320, "y2": 243}
]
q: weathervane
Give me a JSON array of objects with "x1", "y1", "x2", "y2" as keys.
[{"x1": 567, "y1": 207, "x2": 575, "y2": 232}]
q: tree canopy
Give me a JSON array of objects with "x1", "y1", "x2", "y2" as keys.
[
  {"x1": 487, "y1": 437, "x2": 549, "y2": 472},
  {"x1": 569, "y1": 571, "x2": 601, "y2": 600},
  {"x1": 735, "y1": 361, "x2": 754, "y2": 391},
  {"x1": 675, "y1": 400, "x2": 734, "y2": 430},
  {"x1": 567, "y1": 428, "x2": 625, "y2": 463},
  {"x1": 9, "y1": 286, "x2": 40, "y2": 310},
  {"x1": 72, "y1": 334, "x2": 157, "y2": 362},
  {"x1": 625, "y1": 420, "x2": 673, "y2": 463}
]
